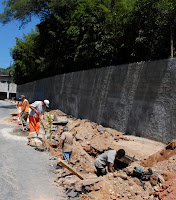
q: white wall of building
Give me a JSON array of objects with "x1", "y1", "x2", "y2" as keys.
[{"x1": 0, "y1": 75, "x2": 17, "y2": 98}]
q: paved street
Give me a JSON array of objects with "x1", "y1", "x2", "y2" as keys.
[{"x1": 0, "y1": 100, "x2": 66, "y2": 200}]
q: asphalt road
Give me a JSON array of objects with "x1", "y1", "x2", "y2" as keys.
[{"x1": 0, "y1": 100, "x2": 67, "y2": 200}]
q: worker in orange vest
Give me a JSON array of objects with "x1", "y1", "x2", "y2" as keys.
[{"x1": 19, "y1": 95, "x2": 30, "y2": 131}]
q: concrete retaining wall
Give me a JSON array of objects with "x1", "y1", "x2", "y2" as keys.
[{"x1": 17, "y1": 59, "x2": 176, "y2": 143}]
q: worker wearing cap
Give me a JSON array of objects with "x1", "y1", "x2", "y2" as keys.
[
  {"x1": 28, "y1": 99, "x2": 50, "y2": 137},
  {"x1": 59, "y1": 126, "x2": 73, "y2": 163},
  {"x1": 19, "y1": 95, "x2": 30, "y2": 130}
]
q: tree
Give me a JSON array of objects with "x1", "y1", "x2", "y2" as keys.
[
  {"x1": 11, "y1": 29, "x2": 41, "y2": 84},
  {"x1": 2, "y1": 0, "x2": 176, "y2": 84},
  {"x1": 120, "y1": 0, "x2": 176, "y2": 62},
  {"x1": 0, "y1": 0, "x2": 75, "y2": 26}
]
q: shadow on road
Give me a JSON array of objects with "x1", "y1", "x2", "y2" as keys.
[{"x1": 0, "y1": 105, "x2": 16, "y2": 110}]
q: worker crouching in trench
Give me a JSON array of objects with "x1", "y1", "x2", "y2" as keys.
[{"x1": 94, "y1": 149, "x2": 125, "y2": 176}]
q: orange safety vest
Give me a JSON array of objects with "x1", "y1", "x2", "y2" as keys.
[{"x1": 21, "y1": 99, "x2": 29, "y2": 113}]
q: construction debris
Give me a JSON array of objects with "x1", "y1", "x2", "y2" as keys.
[
  {"x1": 58, "y1": 159, "x2": 84, "y2": 180},
  {"x1": 8, "y1": 108, "x2": 176, "y2": 200}
]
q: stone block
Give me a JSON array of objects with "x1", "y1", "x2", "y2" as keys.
[
  {"x1": 66, "y1": 189, "x2": 78, "y2": 198},
  {"x1": 27, "y1": 132, "x2": 37, "y2": 138}
]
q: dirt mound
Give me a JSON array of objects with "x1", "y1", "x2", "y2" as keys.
[
  {"x1": 10, "y1": 107, "x2": 176, "y2": 200},
  {"x1": 154, "y1": 172, "x2": 176, "y2": 200},
  {"x1": 141, "y1": 140, "x2": 176, "y2": 167},
  {"x1": 40, "y1": 111, "x2": 170, "y2": 199},
  {"x1": 48, "y1": 109, "x2": 67, "y2": 116}
]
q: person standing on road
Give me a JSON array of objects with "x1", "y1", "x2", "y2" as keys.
[
  {"x1": 59, "y1": 126, "x2": 73, "y2": 163},
  {"x1": 29, "y1": 100, "x2": 50, "y2": 137},
  {"x1": 94, "y1": 149, "x2": 125, "y2": 176},
  {"x1": 19, "y1": 95, "x2": 30, "y2": 131}
]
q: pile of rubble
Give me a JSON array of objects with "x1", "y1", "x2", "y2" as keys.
[{"x1": 12, "y1": 109, "x2": 176, "y2": 200}]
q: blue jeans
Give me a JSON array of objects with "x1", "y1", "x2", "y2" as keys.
[{"x1": 63, "y1": 152, "x2": 72, "y2": 162}]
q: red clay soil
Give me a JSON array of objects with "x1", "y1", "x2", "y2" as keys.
[
  {"x1": 140, "y1": 140, "x2": 176, "y2": 167},
  {"x1": 154, "y1": 172, "x2": 176, "y2": 200}
]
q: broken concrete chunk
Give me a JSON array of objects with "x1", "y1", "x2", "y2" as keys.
[
  {"x1": 82, "y1": 179, "x2": 100, "y2": 187},
  {"x1": 97, "y1": 127, "x2": 105, "y2": 132},
  {"x1": 35, "y1": 138, "x2": 43, "y2": 147},
  {"x1": 28, "y1": 138, "x2": 43, "y2": 147},
  {"x1": 66, "y1": 189, "x2": 78, "y2": 198},
  {"x1": 29, "y1": 139, "x2": 36, "y2": 146}
]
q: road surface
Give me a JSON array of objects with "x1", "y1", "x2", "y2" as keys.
[{"x1": 0, "y1": 100, "x2": 67, "y2": 200}]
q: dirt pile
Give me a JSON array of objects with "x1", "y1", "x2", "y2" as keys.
[
  {"x1": 54, "y1": 164, "x2": 168, "y2": 199},
  {"x1": 154, "y1": 172, "x2": 176, "y2": 200},
  {"x1": 42, "y1": 110, "x2": 174, "y2": 199},
  {"x1": 8, "y1": 108, "x2": 176, "y2": 199},
  {"x1": 141, "y1": 140, "x2": 176, "y2": 167}
]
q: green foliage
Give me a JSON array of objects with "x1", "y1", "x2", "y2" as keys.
[
  {"x1": 1, "y1": 0, "x2": 176, "y2": 84},
  {"x1": 0, "y1": 68, "x2": 8, "y2": 75},
  {"x1": 11, "y1": 28, "x2": 43, "y2": 84},
  {"x1": 0, "y1": 0, "x2": 76, "y2": 26},
  {"x1": 0, "y1": 66, "x2": 14, "y2": 75},
  {"x1": 123, "y1": 0, "x2": 176, "y2": 62}
]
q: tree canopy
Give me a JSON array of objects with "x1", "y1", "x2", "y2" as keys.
[{"x1": 1, "y1": 0, "x2": 176, "y2": 84}]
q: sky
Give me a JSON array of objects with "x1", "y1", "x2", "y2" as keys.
[{"x1": 0, "y1": 4, "x2": 40, "y2": 69}]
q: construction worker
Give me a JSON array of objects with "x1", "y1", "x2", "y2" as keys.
[
  {"x1": 19, "y1": 95, "x2": 29, "y2": 131},
  {"x1": 28, "y1": 100, "x2": 50, "y2": 137},
  {"x1": 94, "y1": 149, "x2": 125, "y2": 176},
  {"x1": 59, "y1": 126, "x2": 73, "y2": 163}
]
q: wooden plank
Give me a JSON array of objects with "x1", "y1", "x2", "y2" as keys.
[{"x1": 58, "y1": 159, "x2": 84, "y2": 180}]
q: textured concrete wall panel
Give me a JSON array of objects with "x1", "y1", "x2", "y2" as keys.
[{"x1": 17, "y1": 59, "x2": 176, "y2": 143}]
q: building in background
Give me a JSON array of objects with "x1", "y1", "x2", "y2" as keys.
[{"x1": 0, "y1": 75, "x2": 17, "y2": 100}]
